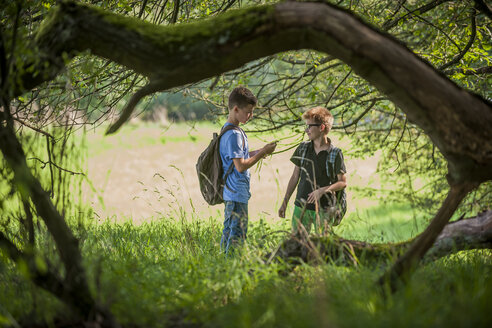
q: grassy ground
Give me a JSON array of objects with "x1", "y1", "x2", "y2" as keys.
[
  {"x1": 1, "y1": 216, "x2": 490, "y2": 327},
  {"x1": 1, "y1": 122, "x2": 490, "y2": 327}
]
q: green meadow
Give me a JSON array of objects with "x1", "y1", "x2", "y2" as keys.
[{"x1": 0, "y1": 122, "x2": 490, "y2": 327}]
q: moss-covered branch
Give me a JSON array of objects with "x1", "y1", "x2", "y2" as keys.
[
  {"x1": 272, "y1": 210, "x2": 492, "y2": 266},
  {"x1": 21, "y1": 0, "x2": 491, "y2": 184},
  {"x1": 11, "y1": 0, "x2": 492, "y2": 294}
]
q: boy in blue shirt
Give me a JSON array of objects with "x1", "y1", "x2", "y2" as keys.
[{"x1": 219, "y1": 86, "x2": 277, "y2": 253}]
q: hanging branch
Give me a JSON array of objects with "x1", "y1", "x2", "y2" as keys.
[
  {"x1": 382, "y1": 0, "x2": 452, "y2": 31},
  {"x1": 332, "y1": 98, "x2": 378, "y2": 130},
  {"x1": 325, "y1": 69, "x2": 352, "y2": 107},
  {"x1": 439, "y1": 11, "x2": 477, "y2": 71},
  {"x1": 105, "y1": 80, "x2": 167, "y2": 134}
]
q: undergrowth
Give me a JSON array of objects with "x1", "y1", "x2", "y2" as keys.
[{"x1": 1, "y1": 213, "x2": 491, "y2": 328}]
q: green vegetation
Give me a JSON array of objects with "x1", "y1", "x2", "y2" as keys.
[
  {"x1": 86, "y1": 121, "x2": 214, "y2": 156},
  {"x1": 1, "y1": 0, "x2": 490, "y2": 325},
  {"x1": 1, "y1": 212, "x2": 490, "y2": 327},
  {"x1": 1, "y1": 125, "x2": 490, "y2": 327}
]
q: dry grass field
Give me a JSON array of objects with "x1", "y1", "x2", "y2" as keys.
[{"x1": 84, "y1": 122, "x2": 380, "y2": 224}]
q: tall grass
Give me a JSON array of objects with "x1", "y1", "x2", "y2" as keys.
[
  {"x1": 1, "y1": 212, "x2": 491, "y2": 327},
  {"x1": 1, "y1": 123, "x2": 490, "y2": 327}
]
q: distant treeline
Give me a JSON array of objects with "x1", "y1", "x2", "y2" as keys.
[{"x1": 144, "y1": 92, "x2": 219, "y2": 122}]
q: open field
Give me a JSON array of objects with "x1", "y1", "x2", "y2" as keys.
[
  {"x1": 84, "y1": 122, "x2": 385, "y2": 226},
  {"x1": 1, "y1": 122, "x2": 491, "y2": 328}
]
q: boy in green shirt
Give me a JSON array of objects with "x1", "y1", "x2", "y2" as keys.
[{"x1": 279, "y1": 106, "x2": 347, "y2": 234}]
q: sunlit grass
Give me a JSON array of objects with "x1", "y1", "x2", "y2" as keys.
[
  {"x1": 1, "y1": 122, "x2": 490, "y2": 327},
  {"x1": 337, "y1": 203, "x2": 426, "y2": 242},
  {"x1": 2, "y1": 214, "x2": 490, "y2": 327}
]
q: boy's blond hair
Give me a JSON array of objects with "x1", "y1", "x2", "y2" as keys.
[{"x1": 302, "y1": 106, "x2": 334, "y2": 134}]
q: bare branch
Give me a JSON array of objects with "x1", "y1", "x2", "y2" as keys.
[
  {"x1": 473, "y1": 0, "x2": 492, "y2": 20},
  {"x1": 13, "y1": 117, "x2": 55, "y2": 139},
  {"x1": 325, "y1": 69, "x2": 352, "y2": 106},
  {"x1": 439, "y1": 11, "x2": 477, "y2": 71},
  {"x1": 382, "y1": 0, "x2": 453, "y2": 31},
  {"x1": 333, "y1": 98, "x2": 378, "y2": 130}
]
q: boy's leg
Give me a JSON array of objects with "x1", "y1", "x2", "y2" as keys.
[
  {"x1": 316, "y1": 209, "x2": 338, "y2": 234},
  {"x1": 220, "y1": 201, "x2": 234, "y2": 252},
  {"x1": 292, "y1": 206, "x2": 315, "y2": 235},
  {"x1": 225, "y1": 201, "x2": 248, "y2": 253}
]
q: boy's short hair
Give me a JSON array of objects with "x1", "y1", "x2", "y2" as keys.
[
  {"x1": 303, "y1": 106, "x2": 334, "y2": 133},
  {"x1": 228, "y1": 86, "x2": 257, "y2": 110}
]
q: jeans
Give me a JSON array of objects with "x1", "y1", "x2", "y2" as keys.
[{"x1": 220, "y1": 201, "x2": 248, "y2": 254}]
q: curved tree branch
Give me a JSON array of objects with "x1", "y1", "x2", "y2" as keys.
[
  {"x1": 24, "y1": 0, "x2": 491, "y2": 184},
  {"x1": 106, "y1": 81, "x2": 164, "y2": 134},
  {"x1": 272, "y1": 210, "x2": 492, "y2": 265}
]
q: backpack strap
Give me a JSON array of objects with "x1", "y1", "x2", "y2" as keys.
[
  {"x1": 325, "y1": 146, "x2": 340, "y2": 184},
  {"x1": 299, "y1": 141, "x2": 310, "y2": 167},
  {"x1": 325, "y1": 145, "x2": 347, "y2": 217},
  {"x1": 219, "y1": 125, "x2": 245, "y2": 149}
]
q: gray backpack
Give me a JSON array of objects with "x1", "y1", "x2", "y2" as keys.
[{"x1": 196, "y1": 125, "x2": 239, "y2": 205}]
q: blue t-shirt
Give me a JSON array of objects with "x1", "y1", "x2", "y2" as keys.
[{"x1": 219, "y1": 123, "x2": 251, "y2": 203}]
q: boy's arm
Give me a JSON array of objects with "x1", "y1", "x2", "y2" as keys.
[
  {"x1": 279, "y1": 166, "x2": 300, "y2": 218},
  {"x1": 233, "y1": 142, "x2": 276, "y2": 173},
  {"x1": 249, "y1": 149, "x2": 260, "y2": 157},
  {"x1": 306, "y1": 173, "x2": 347, "y2": 203}
]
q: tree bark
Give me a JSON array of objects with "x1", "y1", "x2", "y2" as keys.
[
  {"x1": 378, "y1": 183, "x2": 475, "y2": 290},
  {"x1": 0, "y1": 121, "x2": 118, "y2": 326},
  {"x1": 272, "y1": 210, "x2": 492, "y2": 265},
  {"x1": 8, "y1": 0, "x2": 492, "y2": 295}
]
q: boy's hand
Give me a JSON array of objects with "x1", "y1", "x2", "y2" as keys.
[
  {"x1": 307, "y1": 188, "x2": 325, "y2": 203},
  {"x1": 262, "y1": 141, "x2": 277, "y2": 156},
  {"x1": 278, "y1": 203, "x2": 287, "y2": 218}
]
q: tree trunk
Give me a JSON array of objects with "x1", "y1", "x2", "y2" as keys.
[
  {"x1": 0, "y1": 116, "x2": 119, "y2": 327},
  {"x1": 8, "y1": 0, "x2": 492, "y2": 295},
  {"x1": 271, "y1": 210, "x2": 492, "y2": 266}
]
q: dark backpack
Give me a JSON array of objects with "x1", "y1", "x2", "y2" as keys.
[
  {"x1": 196, "y1": 125, "x2": 239, "y2": 205},
  {"x1": 298, "y1": 141, "x2": 347, "y2": 224}
]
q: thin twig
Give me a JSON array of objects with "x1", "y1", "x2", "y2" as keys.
[{"x1": 27, "y1": 157, "x2": 85, "y2": 176}]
